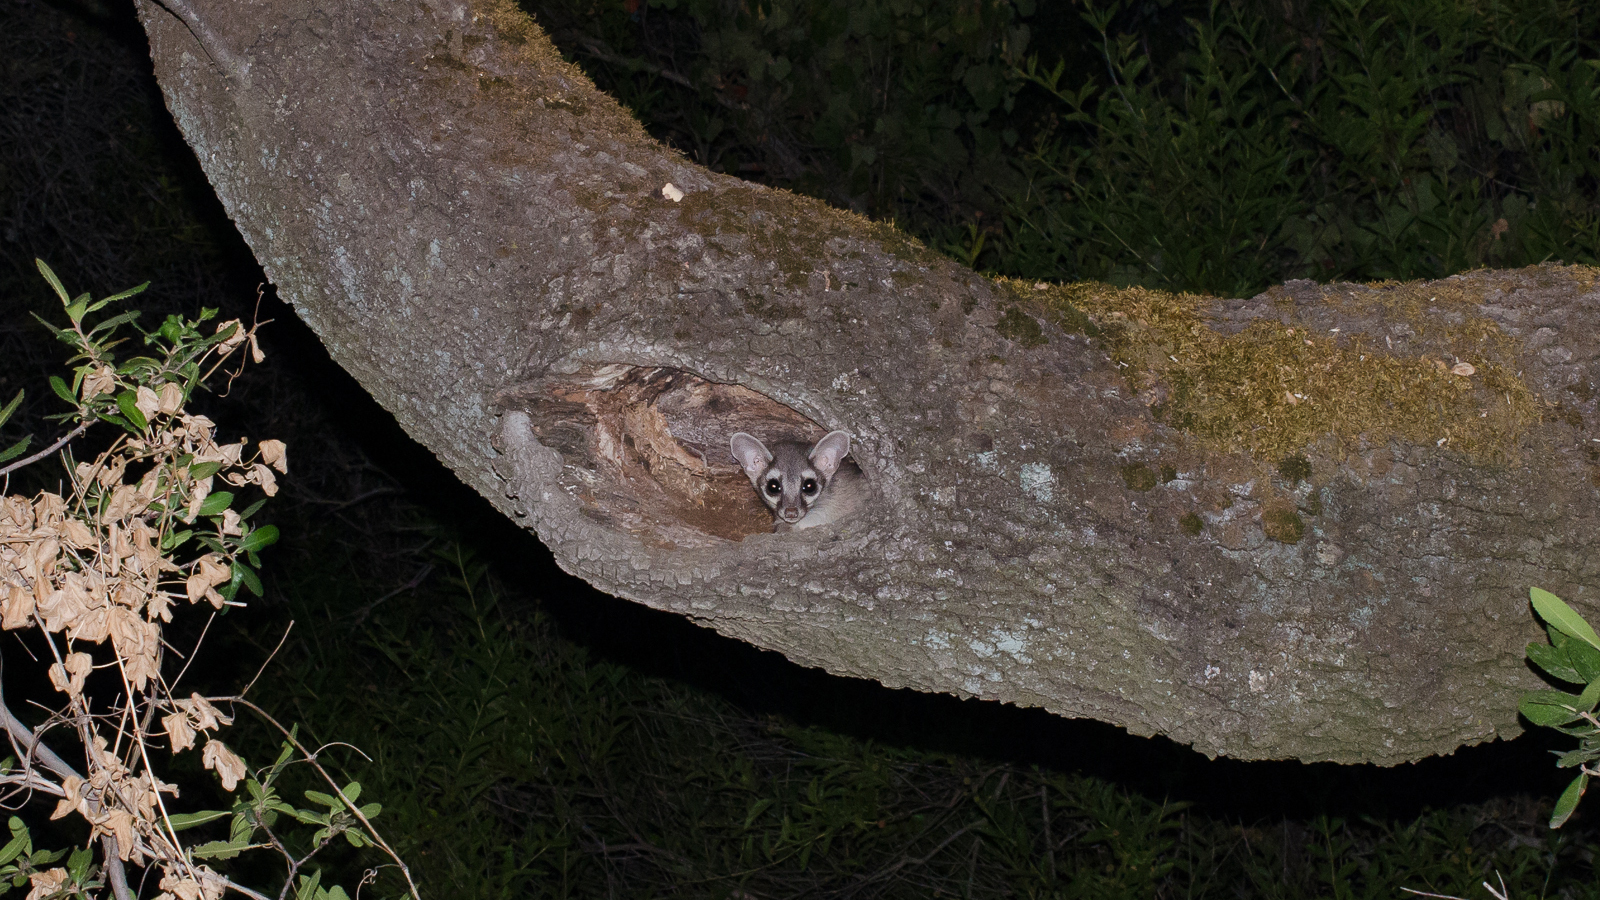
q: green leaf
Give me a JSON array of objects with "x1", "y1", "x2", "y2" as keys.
[
  {"x1": 1579, "y1": 676, "x2": 1600, "y2": 713},
  {"x1": 0, "y1": 390, "x2": 21, "y2": 429},
  {"x1": 161, "y1": 530, "x2": 193, "y2": 551},
  {"x1": 292, "y1": 808, "x2": 331, "y2": 827},
  {"x1": 196, "y1": 491, "x2": 235, "y2": 517},
  {"x1": 86, "y1": 310, "x2": 142, "y2": 339},
  {"x1": 271, "y1": 732, "x2": 297, "y2": 772},
  {"x1": 49, "y1": 376, "x2": 77, "y2": 406},
  {"x1": 0, "y1": 438, "x2": 32, "y2": 466},
  {"x1": 1528, "y1": 640, "x2": 1584, "y2": 683},
  {"x1": 66, "y1": 293, "x2": 91, "y2": 325},
  {"x1": 35, "y1": 259, "x2": 69, "y2": 303},
  {"x1": 188, "y1": 460, "x2": 223, "y2": 480},
  {"x1": 1520, "y1": 690, "x2": 1586, "y2": 727},
  {"x1": 92, "y1": 281, "x2": 148, "y2": 308},
  {"x1": 1556, "y1": 747, "x2": 1597, "y2": 768},
  {"x1": 66, "y1": 847, "x2": 92, "y2": 882},
  {"x1": 1563, "y1": 635, "x2": 1600, "y2": 682},
  {"x1": 1531, "y1": 587, "x2": 1600, "y2": 651},
  {"x1": 165, "y1": 809, "x2": 232, "y2": 831},
  {"x1": 115, "y1": 390, "x2": 148, "y2": 432},
  {"x1": 229, "y1": 811, "x2": 254, "y2": 844},
  {"x1": 237, "y1": 524, "x2": 279, "y2": 554},
  {"x1": 0, "y1": 831, "x2": 27, "y2": 867},
  {"x1": 234, "y1": 561, "x2": 263, "y2": 597},
  {"x1": 1551, "y1": 771, "x2": 1588, "y2": 828},
  {"x1": 304, "y1": 789, "x2": 340, "y2": 809},
  {"x1": 191, "y1": 839, "x2": 250, "y2": 860},
  {"x1": 265, "y1": 799, "x2": 299, "y2": 818}
]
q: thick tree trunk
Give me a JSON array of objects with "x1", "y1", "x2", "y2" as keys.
[{"x1": 135, "y1": 0, "x2": 1600, "y2": 764}]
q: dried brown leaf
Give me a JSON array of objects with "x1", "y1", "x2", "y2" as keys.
[
  {"x1": 146, "y1": 590, "x2": 174, "y2": 623},
  {"x1": 123, "y1": 645, "x2": 160, "y2": 692},
  {"x1": 1, "y1": 582, "x2": 34, "y2": 630},
  {"x1": 59, "y1": 519, "x2": 96, "y2": 550},
  {"x1": 102, "y1": 808, "x2": 136, "y2": 858},
  {"x1": 49, "y1": 775, "x2": 83, "y2": 820},
  {"x1": 258, "y1": 439, "x2": 287, "y2": 473},
  {"x1": 37, "y1": 587, "x2": 78, "y2": 634},
  {"x1": 163, "y1": 712, "x2": 196, "y2": 753},
  {"x1": 105, "y1": 484, "x2": 149, "y2": 521},
  {"x1": 2, "y1": 496, "x2": 31, "y2": 529},
  {"x1": 82, "y1": 366, "x2": 116, "y2": 400},
  {"x1": 134, "y1": 386, "x2": 161, "y2": 423},
  {"x1": 180, "y1": 693, "x2": 232, "y2": 731},
  {"x1": 25, "y1": 868, "x2": 68, "y2": 900},
  {"x1": 201, "y1": 740, "x2": 246, "y2": 791},
  {"x1": 109, "y1": 608, "x2": 160, "y2": 691},
  {"x1": 185, "y1": 476, "x2": 213, "y2": 520},
  {"x1": 96, "y1": 457, "x2": 127, "y2": 489},
  {"x1": 68, "y1": 604, "x2": 110, "y2": 643},
  {"x1": 32, "y1": 493, "x2": 65, "y2": 528},
  {"x1": 46, "y1": 652, "x2": 91, "y2": 696},
  {"x1": 158, "y1": 382, "x2": 184, "y2": 415},
  {"x1": 251, "y1": 463, "x2": 278, "y2": 497}
]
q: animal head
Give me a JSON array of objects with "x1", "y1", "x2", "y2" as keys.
[{"x1": 729, "y1": 431, "x2": 852, "y2": 525}]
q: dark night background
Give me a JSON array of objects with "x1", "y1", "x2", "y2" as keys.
[{"x1": 2, "y1": 0, "x2": 1598, "y2": 896}]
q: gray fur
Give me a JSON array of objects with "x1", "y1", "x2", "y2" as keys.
[{"x1": 729, "y1": 430, "x2": 865, "y2": 532}]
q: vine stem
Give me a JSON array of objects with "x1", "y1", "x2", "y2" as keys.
[{"x1": 0, "y1": 421, "x2": 90, "y2": 480}]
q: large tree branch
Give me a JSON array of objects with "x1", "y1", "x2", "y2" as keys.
[{"x1": 134, "y1": 0, "x2": 1600, "y2": 763}]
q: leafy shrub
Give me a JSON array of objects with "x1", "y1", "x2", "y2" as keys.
[
  {"x1": 1004, "y1": 0, "x2": 1600, "y2": 295},
  {"x1": 0, "y1": 263, "x2": 412, "y2": 900},
  {"x1": 1522, "y1": 586, "x2": 1600, "y2": 828}
]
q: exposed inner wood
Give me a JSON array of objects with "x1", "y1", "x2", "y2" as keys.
[{"x1": 508, "y1": 366, "x2": 826, "y2": 543}]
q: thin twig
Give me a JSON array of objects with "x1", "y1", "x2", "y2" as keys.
[
  {"x1": 350, "y1": 565, "x2": 434, "y2": 625},
  {"x1": 0, "y1": 421, "x2": 89, "y2": 479},
  {"x1": 168, "y1": 610, "x2": 218, "y2": 694},
  {"x1": 239, "y1": 622, "x2": 294, "y2": 700}
]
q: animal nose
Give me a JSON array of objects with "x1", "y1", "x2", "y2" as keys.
[{"x1": 781, "y1": 508, "x2": 802, "y2": 521}]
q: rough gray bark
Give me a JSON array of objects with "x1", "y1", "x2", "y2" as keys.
[{"x1": 135, "y1": 0, "x2": 1600, "y2": 764}]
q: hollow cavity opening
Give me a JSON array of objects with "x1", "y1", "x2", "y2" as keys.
[{"x1": 513, "y1": 365, "x2": 834, "y2": 544}]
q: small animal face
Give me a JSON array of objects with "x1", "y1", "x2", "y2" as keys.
[{"x1": 730, "y1": 431, "x2": 852, "y2": 527}]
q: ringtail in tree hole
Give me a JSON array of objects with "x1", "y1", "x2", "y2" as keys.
[{"x1": 729, "y1": 431, "x2": 866, "y2": 532}]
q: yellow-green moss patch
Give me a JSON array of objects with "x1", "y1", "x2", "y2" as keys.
[
  {"x1": 1277, "y1": 454, "x2": 1312, "y2": 483},
  {"x1": 1121, "y1": 463, "x2": 1158, "y2": 492},
  {"x1": 1006, "y1": 276, "x2": 1546, "y2": 460},
  {"x1": 1263, "y1": 506, "x2": 1306, "y2": 544}
]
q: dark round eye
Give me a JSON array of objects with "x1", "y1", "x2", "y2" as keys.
[
  {"x1": 801, "y1": 478, "x2": 818, "y2": 496},
  {"x1": 765, "y1": 479, "x2": 782, "y2": 496}
]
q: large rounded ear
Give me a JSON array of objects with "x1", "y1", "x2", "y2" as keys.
[
  {"x1": 729, "y1": 432, "x2": 773, "y2": 483},
  {"x1": 808, "y1": 431, "x2": 852, "y2": 479}
]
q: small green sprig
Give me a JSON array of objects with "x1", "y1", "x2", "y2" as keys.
[{"x1": 1520, "y1": 586, "x2": 1600, "y2": 827}]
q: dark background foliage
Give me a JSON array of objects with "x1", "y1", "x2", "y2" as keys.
[{"x1": 2, "y1": 0, "x2": 1599, "y2": 895}]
